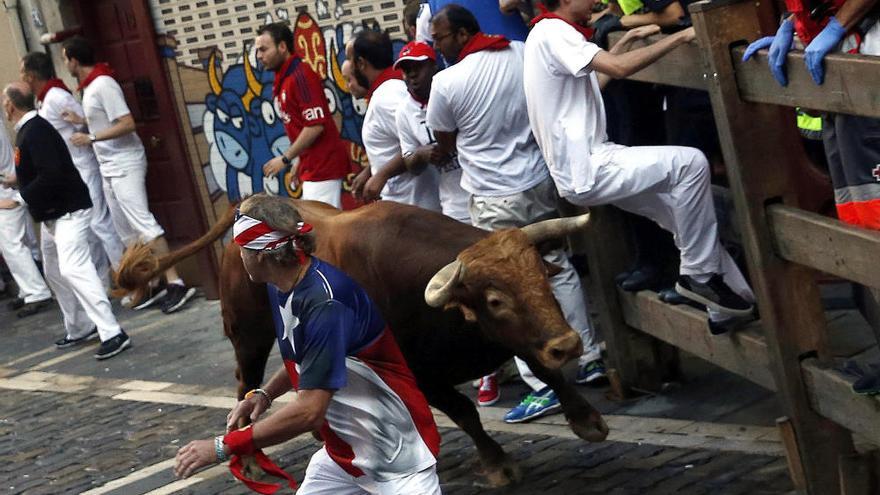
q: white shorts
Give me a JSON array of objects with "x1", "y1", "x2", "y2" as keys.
[
  {"x1": 102, "y1": 167, "x2": 165, "y2": 244},
  {"x1": 301, "y1": 179, "x2": 343, "y2": 209},
  {"x1": 297, "y1": 447, "x2": 441, "y2": 495}
]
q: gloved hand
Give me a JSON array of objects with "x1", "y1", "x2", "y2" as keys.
[
  {"x1": 804, "y1": 16, "x2": 846, "y2": 85},
  {"x1": 591, "y1": 14, "x2": 623, "y2": 49},
  {"x1": 742, "y1": 19, "x2": 795, "y2": 86}
]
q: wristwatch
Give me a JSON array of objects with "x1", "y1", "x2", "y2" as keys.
[
  {"x1": 281, "y1": 155, "x2": 292, "y2": 167},
  {"x1": 88, "y1": 134, "x2": 97, "y2": 142}
]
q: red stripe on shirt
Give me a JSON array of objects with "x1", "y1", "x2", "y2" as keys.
[{"x1": 355, "y1": 328, "x2": 441, "y2": 458}]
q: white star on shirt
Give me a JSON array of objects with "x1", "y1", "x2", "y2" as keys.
[{"x1": 279, "y1": 294, "x2": 300, "y2": 352}]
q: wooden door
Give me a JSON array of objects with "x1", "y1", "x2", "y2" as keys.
[{"x1": 73, "y1": 0, "x2": 219, "y2": 297}]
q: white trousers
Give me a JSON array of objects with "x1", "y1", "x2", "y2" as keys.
[
  {"x1": 77, "y1": 163, "x2": 125, "y2": 270},
  {"x1": 301, "y1": 179, "x2": 343, "y2": 209},
  {"x1": 41, "y1": 209, "x2": 122, "y2": 341},
  {"x1": 0, "y1": 205, "x2": 51, "y2": 303},
  {"x1": 564, "y1": 145, "x2": 755, "y2": 320},
  {"x1": 102, "y1": 167, "x2": 165, "y2": 245},
  {"x1": 470, "y1": 176, "x2": 601, "y2": 392},
  {"x1": 297, "y1": 447, "x2": 441, "y2": 495}
]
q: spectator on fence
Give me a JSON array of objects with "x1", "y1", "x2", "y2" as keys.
[
  {"x1": 743, "y1": 0, "x2": 880, "y2": 395},
  {"x1": 0, "y1": 124, "x2": 52, "y2": 318},
  {"x1": 426, "y1": 4, "x2": 607, "y2": 423},
  {"x1": 21, "y1": 51, "x2": 125, "y2": 288},
  {"x1": 524, "y1": 0, "x2": 757, "y2": 335},
  {"x1": 351, "y1": 30, "x2": 442, "y2": 211},
  {"x1": 61, "y1": 36, "x2": 196, "y2": 314},
  {"x1": 1, "y1": 82, "x2": 130, "y2": 359}
]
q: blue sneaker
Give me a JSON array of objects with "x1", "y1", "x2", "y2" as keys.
[
  {"x1": 503, "y1": 387, "x2": 561, "y2": 423},
  {"x1": 576, "y1": 359, "x2": 608, "y2": 385}
]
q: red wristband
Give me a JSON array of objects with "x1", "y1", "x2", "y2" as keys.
[{"x1": 223, "y1": 426, "x2": 257, "y2": 456}]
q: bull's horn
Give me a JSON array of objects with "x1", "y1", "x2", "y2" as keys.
[
  {"x1": 424, "y1": 259, "x2": 463, "y2": 308},
  {"x1": 208, "y1": 52, "x2": 222, "y2": 96},
  {"x1": 244, "y1": 49, "x2": 263, "y2": 97},
  {"x1": 520, "y1": 212, "x2": 591, "y2": 245}
]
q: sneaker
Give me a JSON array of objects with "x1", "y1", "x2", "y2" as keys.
[
  {"x1": 576, "y1": 359, "x2": 608, "y2": 385},
  {"x1": 707, "y1": 312, "x2": 756, "y2": 336},
  {"x1": 675, "y1": 275, "x2": 754, "y2": 317},
  {"x1": 160, "y1": 283, "x2": 196, "y2": 314},
  {"x1": 477, "y1": 373, "x2": 500, "y2": 407},
  {"x1": 95, "y1": 330, "x2": 131, "y2": 360},
  {"x1": 503, "y1": 387, "x2": 561, "y2": 423},
  {"x1": 7, "y1": 297, "x2": 25, "y2": 311},
  {"x1": 16, "y1": 299, "x2": 52, "y2": 318},
  {"x1": 55, "y1": 328, "x2": 99, "y2": 349},
  {"x1": 132, "y1": 285, "x2": 167, "y2": 310}
]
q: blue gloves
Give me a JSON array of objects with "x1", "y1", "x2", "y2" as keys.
[
  {"x1": 805, "y1": 16, "x2": 846, "y2": 85},
  {"x1": 742, "y1": 19, "x2": 795, "y2": 86}
]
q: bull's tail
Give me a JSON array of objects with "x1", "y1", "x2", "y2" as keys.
[{"x1": 113, "y1": 203, "x2": 238, "y2": 299}]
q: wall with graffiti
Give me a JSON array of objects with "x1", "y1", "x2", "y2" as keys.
[{"x1": 150, "y1": 0, "x2": 407, "y2": 210}]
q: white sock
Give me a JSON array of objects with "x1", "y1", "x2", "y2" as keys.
[
  {"x1": 167, "y1": 278, "x2": 184, "y2": 287},
  {"x1": 692, "y1": 273, "x2": 712, "y2": 284}
]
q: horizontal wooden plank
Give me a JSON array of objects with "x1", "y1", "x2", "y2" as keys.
[
  {"x1": 608, "y1": 32, "x2": 708, "y2": 90},
  {"x1": 768, "y1": 205, "x2": 880, "y2": 290},
  {"x1": 802, "y1": 357, "x2": 880, "y2": 447},
  {"x1": 617, "y1": 289, "x2": 776, "y2": 390},
  {"x1": 732, "y1": 46, "x2": 880, "y2": 119}
]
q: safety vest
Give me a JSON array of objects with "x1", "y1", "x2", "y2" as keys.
[{"x1": 796, "y1": 108, "x2": 823, "y2": 140}]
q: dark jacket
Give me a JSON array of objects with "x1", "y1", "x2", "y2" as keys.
[{"x1": 15, "y1": 113, "x2": 91, "y2": 222}]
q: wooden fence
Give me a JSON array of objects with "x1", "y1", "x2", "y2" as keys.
[{"x1": 590, "y1": 0, "x2": 880, "y2": 493}]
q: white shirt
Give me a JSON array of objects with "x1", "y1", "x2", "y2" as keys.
[
  {"x1": 362, "y1": 78, "x2": 441, "y2": 210},
  {"x1": 524, "y1": 19, "x2": 623, "y2": 196},
  {"x1": 0, "y1": 126, "x2": 16, "y2": 201},
  {"x1": 426, "y1": 41, "x2": 549, "y2": 197},
  {"x1": 82, "y1": 75, "x2": 146, "y2": 176},
  {"x1": 396, "y1": 96, "x2": 470, "y2": 223},
  {"x1": 39, "y1": 87, "x2": 101, "y2": 177}
]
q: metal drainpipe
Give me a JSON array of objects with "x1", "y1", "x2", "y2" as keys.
[{"x1": 3, "y1": 0, "x2": 30, "y2": 56}]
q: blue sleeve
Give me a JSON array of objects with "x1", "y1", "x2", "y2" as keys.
[{"x1": 297, "y1": 301, "x2": 352, "y2": 390}]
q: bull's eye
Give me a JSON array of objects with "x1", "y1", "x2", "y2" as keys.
[
  {"x1": 261, "y1": 101, "x2": 276, "y2": 125},
  {"x1": 232, "y1": 116, "x2": 244, "y2": 129},
  {"x1": 485, "y1": 291, "x2": 508, "y2": 312},
  {"x1": 216, "y1": 108, "x2": 229, "y2": 124}
]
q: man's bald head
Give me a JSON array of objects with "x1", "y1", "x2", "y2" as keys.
[{"x1": 3, "y1": 81, "x2": 35, "y2": 112}]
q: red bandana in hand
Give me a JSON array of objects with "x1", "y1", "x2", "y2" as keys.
[
  {"x1": 224, "y1": 426, "x2": 297, "y2": 494},
  {"x1": 77, "y1": 63, "x2": 115, "y2": 91},
  {"x1": 457, "y1": 32, "x2": 511, "y2": 62},
  {"x1": 530, "y1": 11, "x2": 595, "y2": 40},
  {"x1": 37, "y1": 78, "x2": 71, "y2": 103}
]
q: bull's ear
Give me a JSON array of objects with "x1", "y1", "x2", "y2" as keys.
[
  {"x1": 443, "y1": 302, "x2": 478, "y2": 322},
  {"x1": 544, "y1": 261, "x2": 563, "y2": 278}
]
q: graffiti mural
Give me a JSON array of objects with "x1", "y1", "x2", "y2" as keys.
[{"x1": 188, "y1": 11, "x2": 405, "y2": 208}]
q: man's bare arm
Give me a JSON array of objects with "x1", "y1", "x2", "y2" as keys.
[{"x1": 590, "y1": 27, "x2": 695, "y2": 79}]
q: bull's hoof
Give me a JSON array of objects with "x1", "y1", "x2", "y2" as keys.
[
  {"x1": 479, "y1": 454, "x2": 522, "y2": 488},
  {"x1": 568, "y1": 411, "x2": 610, "y2": 443}
]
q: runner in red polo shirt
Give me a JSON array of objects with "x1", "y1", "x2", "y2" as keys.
[{"x1": 256, "y1": 22, "x2": 350, "y2": 208}]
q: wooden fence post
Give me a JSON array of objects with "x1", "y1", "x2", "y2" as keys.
[{"x1": 689, "y1": 0, "x2": 855, "y2": 492}]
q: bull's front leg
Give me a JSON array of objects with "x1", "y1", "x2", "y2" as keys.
[
  {"x1": 421, "y1": 382, "x2": 522, "y2": 487},
  {"x1": 527, "y1": 360, "x2": 609, "y2": 443}
]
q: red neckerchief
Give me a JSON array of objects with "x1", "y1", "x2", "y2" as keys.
[
  {"x1": 530, "y1": 11, "x2": 595, "y2": 40},
  {"x1": 457, "y1": 32, "x2": 511, "y2": 62},
  {"x1": 37, "y1": 78, "x2": 71, "y2": 103},
  {"x1": 272, "y1": 55, "x2": 300, "y2": 97},
  {"x1": 77, "y1": 63, "x2": 115, "y2": 91},
  {"x1": 367, "y1": 67, "x2": 403, "y2": 100}
]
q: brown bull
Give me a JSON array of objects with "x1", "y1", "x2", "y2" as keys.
[{"x1": 117, "y1": 199, "x2": 608, "y2": 486}]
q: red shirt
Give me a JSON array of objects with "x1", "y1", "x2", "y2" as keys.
[{"x1": 273, "y1": 56, "x2": 350, "y2": 182}]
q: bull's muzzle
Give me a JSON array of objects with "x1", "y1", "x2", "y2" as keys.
[{"x1": 539, "y1": 332, "x2": 583, "y2": 370}]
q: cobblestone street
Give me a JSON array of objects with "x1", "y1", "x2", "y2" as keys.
[{"x1": 0, "y1": 295, "x2": 794, "y2": 494}]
